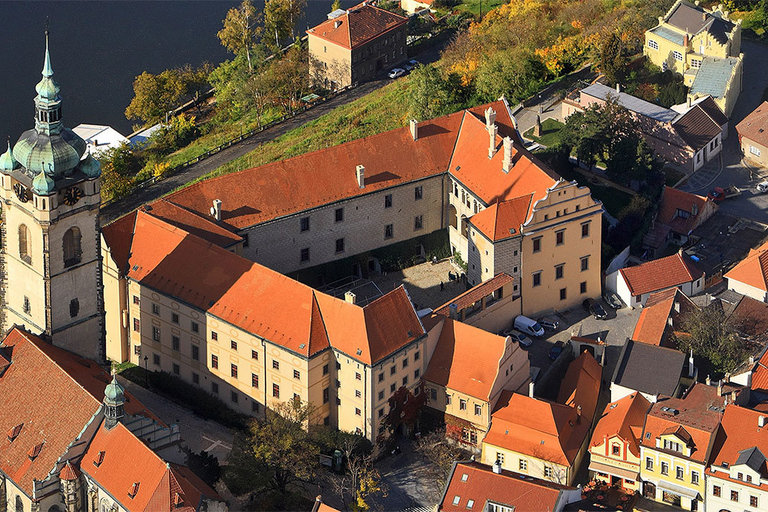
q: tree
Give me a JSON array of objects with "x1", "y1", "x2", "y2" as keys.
[
  {"x1": 675, "y1": 304, "x2": 746, "y2": 376},
  {"x1": 475, "y1": 49, "x2": 547, "y2": 103},
  {"x1": 377, "y1": 384, "x2": 426, "y2": 449},
  {"x1": 407, "y1": 65, "x2": 465, "y2": 121},
  {"x1": 124, "y1": 69, "x2": 185, "y2": 124},
  {"x1": 264, "y1": 0, "x2": 295, "y2": 53},
  {"x1": 218, "y1": 0, "x2": 262, "y2": 72},
  {"x1": 224, "y1": 399, "x2": 319, "y2": 498},
  {"x1": 260, "y1": 44, "x2": 309, "y2": 114},
  {"x1": 332, "y1": 447, "x2": 387, "y2": 511},
  {"x1": 414, "y1": 430, "x2": 471, "y2": 493},
  {"x1": 599, "y1": 33, "x2": 627, "y2": 86},
  {"x1": 331, "y1": 0, "x2": 341, "y2": 10},
  {"x1": 98, "y1": 143, "x2": 142, "y2": 200}
]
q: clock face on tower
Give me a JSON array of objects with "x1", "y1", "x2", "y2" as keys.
[
  {"x1": 62, "y1": 186, "x2": 84, "y2": 206},
  {"x1": 13, "y1": 183, "x2": 29, "y2": 203}
]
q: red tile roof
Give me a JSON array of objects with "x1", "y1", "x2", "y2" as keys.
[
  {"x1": 727, "y1": 294, "x2": 768, "y2": 339},
  {"x1": 423, "y1": 317, "x2": 509, "y2": 401},
  {"x1": 162, "y1": 100, "x2": 523, "y2": 231},
  {"x1": 619, "y1": 252, "x2": 703, "y2": 297},
  {"x1": 82, "y1": 421, "x2": 219, "y2": 512},
  {"x1": 307, "y1": 3, "x2": 407, "y2": 50},
  {"x1": 102, "y1": 211, "x2": 137, "y2": 274},
  {"x1": 557, "y1": 351, "x2": 602, "y2": 422},
  {"x1": 432, "y1": 272, "x2": 514, "y2": 317},
  {"x1": 590, "y1": 393, "x2": 651, "y2": 458},
  {"x1": 142, "y1": 199, "x2": 242, "y2": 248},
  {"x1": 707, "y1": 404, "x2": 768, "y2": 478},
  {"x1": 725, "y1": 240, "x2": 768, "y2": 292},
  {"x1": 751, "y1": 350, "x2": 768, "y2": 393},
  {"x1": 468, "y1": 196, "x2": 533, "y2": 242},
  {"x1": 657, "y1": 186, "x2": 715, "y2": 236},
  {"x1": 736, "y1": 101, "x2": 768, "y2": 148},
  {"x1": 632, "y1": 288, "x2": 694, "y2": 348},
  {"x1": 641, "y1": 382, "x2": 723, "y2": 464},
  {"x1": 439, "y1": 461, "x2": 573, "y2": 512}
]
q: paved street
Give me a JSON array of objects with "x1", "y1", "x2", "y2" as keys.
[{"x1": 118, "y1": 376, "x2": 236, "y2": 465}]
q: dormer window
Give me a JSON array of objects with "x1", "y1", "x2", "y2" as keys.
[
  {"x1": 7, "y1": 423, "x2": 23, "y2": 442},
  {"x1": 94, "y1": 450, "x2": 105, "y2": 467},
  {"x1": 128, "y1": 482, "x2": 140, "y2": 499},
  {"x1": 28, "y1": 442, "x2": 44, "y2": 460}
]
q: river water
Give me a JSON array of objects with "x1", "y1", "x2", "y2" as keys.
[{"x1": 0, "y1": 0, "x2": 355, "y2": 142}]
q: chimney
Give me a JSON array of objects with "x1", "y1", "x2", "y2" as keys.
[
  {"x1": 484, "y1": 107, "x2": 497, "y2": 128},
  {"x1": 492, "y1": 461, "x2": 502, "y2": 474},
  {"x1": 687, "y1": 96, "x2": 692, "y2": 108},
  {"x1": 750, "y1": 355, "x2": 755, "y2": 365},
  {"x1": 760, "y1": 416, "x2": 767, "y2": 428},
  {"x1": 356, "y1": 164, "x2": 365, "y2": 189},
  {"x1": 529, "y1": 380, "x2": 535, "y2": 398},
  {"x1": 688, "y1": 350, "x2": 694, "y2": 378},
  {"x1": 409, "y1": 119, "x2": 418, "y2": 141},
  {"x1": 717, "y1": 380, "x2": 723, "y2": 396},
  {"x1": 502, "y1": 137, "x2": 513, "y2": 173},
  {"x1": 683, "y1": 33, "x2": 689, "y2": 48},
  {"x1": 615, "y1": 83, "x2": 620, "y2": 93},
  {"x1": 210, "y1": 199, "x2": 222, "y2": 222},
  {"x1": 448, "y1": 303, "x2": 458, "y2": 320},
  {"x1": 725, "y1": 372, "x2": 730, "y2": 383},
  {"x1": 344, "y1": 291, "x2": 356, "y2": 304},
  {"x1": 706, "y1": 374, "x2": 711, "y2": 386},
  {"x1": 488, "y1": 123, "x2": 498, "y2": 159}
]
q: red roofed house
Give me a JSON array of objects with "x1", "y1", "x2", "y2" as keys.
[
  {"x1": 607, "y1": 251, "x2": 704, "y2": 308},
  {"x1": 631, "y1": 288, "x2": 697, "y2": 348},
  {"x1": 480, "y1": 351, "x2": 601, "y2": 485},
  {"x1": 725, "y1": 240, "x2": 768, "y2": 303},
  {"x1": 588, "y1": 392, "x2": 652, "y2": 492},
  {"x1": 307, "y1": 2, "x2": 407, "y2": 89},
  {"x1": 644, "y1": 186, "x2": 718, "y2": 256},
  {"x1": 437, "y1": 460, "x2": 582, "y2": 512},
  {"x1": 422, "y1": 316, "x2": 530, "y2": 450},
  {"x1": 706, "y1": 404, "x2": 768, "y2": 511},
  {"x1": 737, "y1": 101, "x2": 768, "y2": 168},
  {"x1": 0, "y1": 326, "x2": 223, "y2": 512},
  {"x1": 639, "y1": 382, "x2": 723, "y2": 511}
]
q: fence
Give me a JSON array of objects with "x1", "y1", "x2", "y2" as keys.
[{"x1": 102, "y1": 81, "x2": 359, "y2": 209}]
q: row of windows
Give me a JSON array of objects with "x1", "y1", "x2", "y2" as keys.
[
  {"x1": 711, "y1": 485, "x2": 759, "y2": 506},
  {"x1": 531, "y1": 222, "x2": 590, "y2": 253},
  {"x1": 298, "y1": 219, "x2": 420, "y2": 263},
  {"x1": 645, "y1": 457, "x2": 700, "y2": 484},
  {"x1": 17, "y1": 225, "x2": 82, "y2": 267}
]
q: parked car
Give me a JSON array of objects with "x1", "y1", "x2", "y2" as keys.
[
  {"x1": 548, "y1": 341, "x2": 565, "y2": 360},
  {"x1": 502, "y1": 329, "x2": 533, "y2": 347},
  {"x1": 388, "y1": 68, "x2": 405, "y2": 79},
  {"x1": 602, "y1": 291, "x2": 623, "y2": 309},
  {"x1": 538, "y1": 318, "x2": 559, "y2": 331},
  {"x1": 403, "y1": 59, "x2": 420, "y2": 71},
  {"x1": 756, "y1": 180, "x2": 768, "y2": 194},
  {"x1": 583, "y1": 298, "x2": 607, "y2": 320},
  {"x1": 707, "y1": 185, "x2": 740, "y2": 203},
  {"x1": 514, "y1": 315, "x2": 545, "y2": 337}
]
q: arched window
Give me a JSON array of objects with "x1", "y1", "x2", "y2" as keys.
[
  {"x1": 18, "y1": 224, "x2": 31, "y2": 264},
  {"x1": 63, "y1": 227, "x2": 82, "y2": 267},
  {"x1": 15, "y1": 496, "x2": 24, "y2": 512}
]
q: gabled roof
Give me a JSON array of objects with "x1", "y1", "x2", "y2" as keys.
[
  {"x1": 709, "y1": 405, "x2": 768, "y2": 479},
  {"x1": 665, "y1": 0, "x2": 735, "y2": 44},
  {"x1": 306, "y1": 3, "x2": 407, "y2": 50},
  {"x1": 656, "y1": 186, "x2": 715, "y2": 236},
  {"x1": 102, "y1": 210, "x2": 137, "y2": 274},
  {"x1": 438, "y1": 461, "x2": 572, "y2": 512},
  {"x1": 468, "y1": 196, "x2": 532, "y2": 242},
  {"x1": 557, "y1": 351, "x2": 602, "y2": 422},
  {"x1": 751, "y1": 350, "x2": 768, "y2": 393},
  {"x1": 423, "y1": 317, "x2": 508, "y2": 401},
  {"x1": 590, "y1": 393, "x2": 652, "y2": 458},
  {"x1": 432, "y1": 272, "x2": 514, "y2": 317},
  {"x1": 641, "y1": 382, "x2": 723, "y2": 464},
  {"x1": 725, "y1": 239, "x2": 768, "y2": 292},
  {"x1": 82, "y1": 421, "x2": 219, "y2": 512},
  {"x1": 612, "y1": 339, "x2": 686, "y2": 397},
  {"x1": 696, "y1": 96, "x2": 729, "y2": 126},
  {"x1": 736, "y1": 101, "x2": 768, "y2": 147},
  {"x1": 728, "y1": 294, "x2": 768, "y2": 339},
  {"x1": 581, "y1": 83, "x2": 679, "y2": 123},
  {"x1": 141, "y1": 199, "x2": 242, "y2": 248},
  {"x1": 672, "y1": 103, "x2": 723, "y2": 149},
  {"x1": 618, "y1": 252, "x2": 703, "y2": 297},
  {"x1": 632, "y1": 288, "x2": 695, "y2": 348}
]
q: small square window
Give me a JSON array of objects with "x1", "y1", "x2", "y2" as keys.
[
  {"x1": 390, "y1": 383, "x2": 396, "y2": 393},
  {"x1": 560, "y1": 288, "x2": 567, "y2": 300},
  {"x1": 152, "y1": 326, "x2": 161, "y2": 342},
  {"x1": 252, "y1": 349, "x2": 258, "y2": 360},
  {"x1": 211, "y1": 331, "x2": 218, "y2": 341},
  {"x1": 453, "y1": 496, "x2": 460, "y2": 506},
  {"x1": 355, "y1": 389, "x2": 362, "y2": 398},
  {"x1": 414, "y1": 351, "x2": 420, "y2": 361},
  {"x1": 355, "y1": 408, "x2": 362, "y2": 416},
  {"x1": 272, "y1": 360, "x2": 280, "y2": 370},
  {"x1": 171, "y1": 312, "x2": 179, "y2": 324},
  {"x1": 532, "y1": 272, "x2": 542, "y2": 287},
  {"x1": 580, "y1": 281, "x2": 587, "y2": 294},
  {"x1": 582, "y1": 222, "x2": 590, "y2": 238},
  {"x1": 385, "y1": 194, "x2": 392, "y2": 208},
  {"x1": 192, "y1": 344, "x2": 199, "y2": 361},
  {"x1": 335, "y1": 208, "x2": 344, "y2": 222},
  {"x1": 402, "y1": 358, "x2": 409, "y2": 368},
  {"x1": 300, "y1": 217, "x2": 310, "y2": 232},
  {"x1": 474, "y1": 404, "x2": 481, "y2": 416},
  {"x1": 415, "y1": 186, "x2": 423, "y2": 200},
  {"x1": 556, "y1": 230, "x2": 565, "y2": 245},
  {"x1": 134, "y1": 345, "x2": 141, "y2": 356},
  {"x1": 519, "y1": 459, "x2": 527, "y2": 471},
  {"x1": 581, "y1": 256, "x2": 589, "y2": 272},
  {"x1": 466, "y1": 500, "x2": 474, "y2": 509},
  {"x1": 555, "y1": 264, "x2": 564, "y2": 280},
  {"x1": 414, "y1": 368, "x2": 420, "y2": 378},
  {"x1": 153, "y1": 353, "x2": 160, "y2": 366},
  {"x1": 378, "y1": 390, "x2": 384, "y2": 400},
  {"x1": 390, "y1": 365, "x2": 396, "y2": 375},
  {"x1": 323, "y1": 364, "x2": 330, "y2": 375},
  {"x1": 532, "y1": 237, "x2": 541, "y2": 253},
  {"x1": 385, "y1": 224, "x2": 393, "y2": 239},
  {"x1": 191, "y1": 322, "x2": 199, "y2": 333},
  {"x1": 152, "y1": 303, "x2": 160, "y2": 315},
  {"x1": 355, "y1": 372, "x2": 362, "y2": 380},
  {"x1": 294, "y1": 369, "x2": 300, "y2": 379},
  {"x1": 402, "y1": 376, "x2": 408, "y2": 386},
  {"x1": 211, "y1": 355, "x2": 218, "y2": 369},
  {"x1": 133, "y1": 295, "x2": 140, "y2": 305},
  {"x1": 336, "y1": 238, "x2": 345, "y2": 253},
  {"x1": 300, "y1": 248, "x2": 310, "y2": 262},
  {"x1": 231, "y1": 340, "x2": 237, "y2": 350}
]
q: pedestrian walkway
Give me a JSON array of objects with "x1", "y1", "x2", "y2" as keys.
[{"x1": 678, "y1": 153, "x2": 722, "y2": 193}]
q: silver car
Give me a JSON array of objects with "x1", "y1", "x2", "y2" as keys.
[{"x1": 502, "y1": 329, "x2": 533, "y2": 347}]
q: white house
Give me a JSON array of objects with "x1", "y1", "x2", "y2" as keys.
[
  {"x1": 72, "y1": 124, "x2": 129, "y2": 156},
  {"x1": 725, "y1": 240, "x2": 768, "y2": 303},
  {"x1": 606, "y1": 252, "x2": 704, "y2": 308}
]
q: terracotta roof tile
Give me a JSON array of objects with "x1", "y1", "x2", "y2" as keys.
[
  {"x1": 751, "y1": 350, "x2": 768, "y2": 393},
  {"x1": 468, "y1": 196, "x2": 532, "y2": 242},
  {"x1": 619, "y1": 252, "x2": 703, "y2": 297},
  {"x1": 708, "y1": 404, "x2": 768, "y2": 478},
  {"x1": 59, "y1": 460, "x2": 80, "y2": 481},
  {"x1": 439, "y1": 461, "x2": 570, "y2": 512},
  {"x1": 641, "y1": 383, "x2": 723, "y2": 464},
  {"x1": 102, "y1": 211, "x2": 137, "y2": 274},
  {"x1": 361, "y1": 285, "x2": 424, "y2": 364},
  {"x1": 727, "y1": 295, "x2": 768, "y2": 339},
  {"x1": 725, "y1": 240, "x2": 768, "y2": 292},
  {"x1": 632, "y1": 288, "x2": 694, "y2": 348},
  {"x1": 142, "y1": 199, "x2": 242, "y2": 248},
  {"x1": 433, "y1": 273, "x2": 514, "y2": 316},
  {"x1": 657, "y1": 186, "x2": 716, "y2": 236},
  {"x1": 307, "y1": 3, "x2": 407, "y2": 50},
  {"x1": 590, "y1": 393, "x2": 651, "y2": 458},
  {"x1": 736, "y1": 101, "x2": 768, "y2": 147},
  {"x1": 557, "y1": 351, "x2": 602, "y2": 421},
  {"x1": 423, "y1": 317, "x2": 507, "y2": 401}
]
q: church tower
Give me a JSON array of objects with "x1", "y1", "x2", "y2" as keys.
[{"x1": 0, "y1": 33, "x2": 104, "y2": 361}]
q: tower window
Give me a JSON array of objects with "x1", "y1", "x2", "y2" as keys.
[
  {"x1": 18, "y1": 224, "x2": 31, "y2": 264},
  {"x1": 23, "y1": 296, "x2": 31, "y2": 314},
  {"x1": 69, "y1": 298, "x2": 79, "y2": 318},
  {"x1": 63, "y1": 227, "x2": 82, "y2": 267}
]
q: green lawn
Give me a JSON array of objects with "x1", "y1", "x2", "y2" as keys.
[{"x1": 523, "y1": 118, "x2": 565, "y2": 148}]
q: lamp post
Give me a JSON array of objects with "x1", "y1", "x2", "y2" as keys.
[{"x1": 143, "y1": 355, "x2": 149, "y2": 387}]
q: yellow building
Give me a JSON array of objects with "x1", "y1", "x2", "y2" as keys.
[
  {"x1": 639, "y1": 382, "x2": 722, "y2": 510},
  {"x1": 588, "y1": 392, "x2": 651, "y2": 491},
  {"x1": 480, "y1": 352, "x2": 601, "y2": 485}
]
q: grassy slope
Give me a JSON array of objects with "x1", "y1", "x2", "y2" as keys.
[{"x1": 188, "y1": 79, "x2": 411, "y2": 185}]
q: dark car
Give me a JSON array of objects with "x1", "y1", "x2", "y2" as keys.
[
  {"x1": 583, "y1": 298, "x2": 607, "y2": 320},
  {"x1": 603, "y1": 291, "x2": 623, "y2": 309},
  {"x1": 548, "y1": 341, "x2": 565, "y2": 360}
]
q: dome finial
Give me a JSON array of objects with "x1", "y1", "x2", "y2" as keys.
[{"x1": 42, "y1": 30, "x2": 53, "y2": 78}]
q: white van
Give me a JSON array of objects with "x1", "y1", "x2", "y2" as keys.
[{"x1": 514, "y1": 315, "x2": 545, "y2": 338}]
